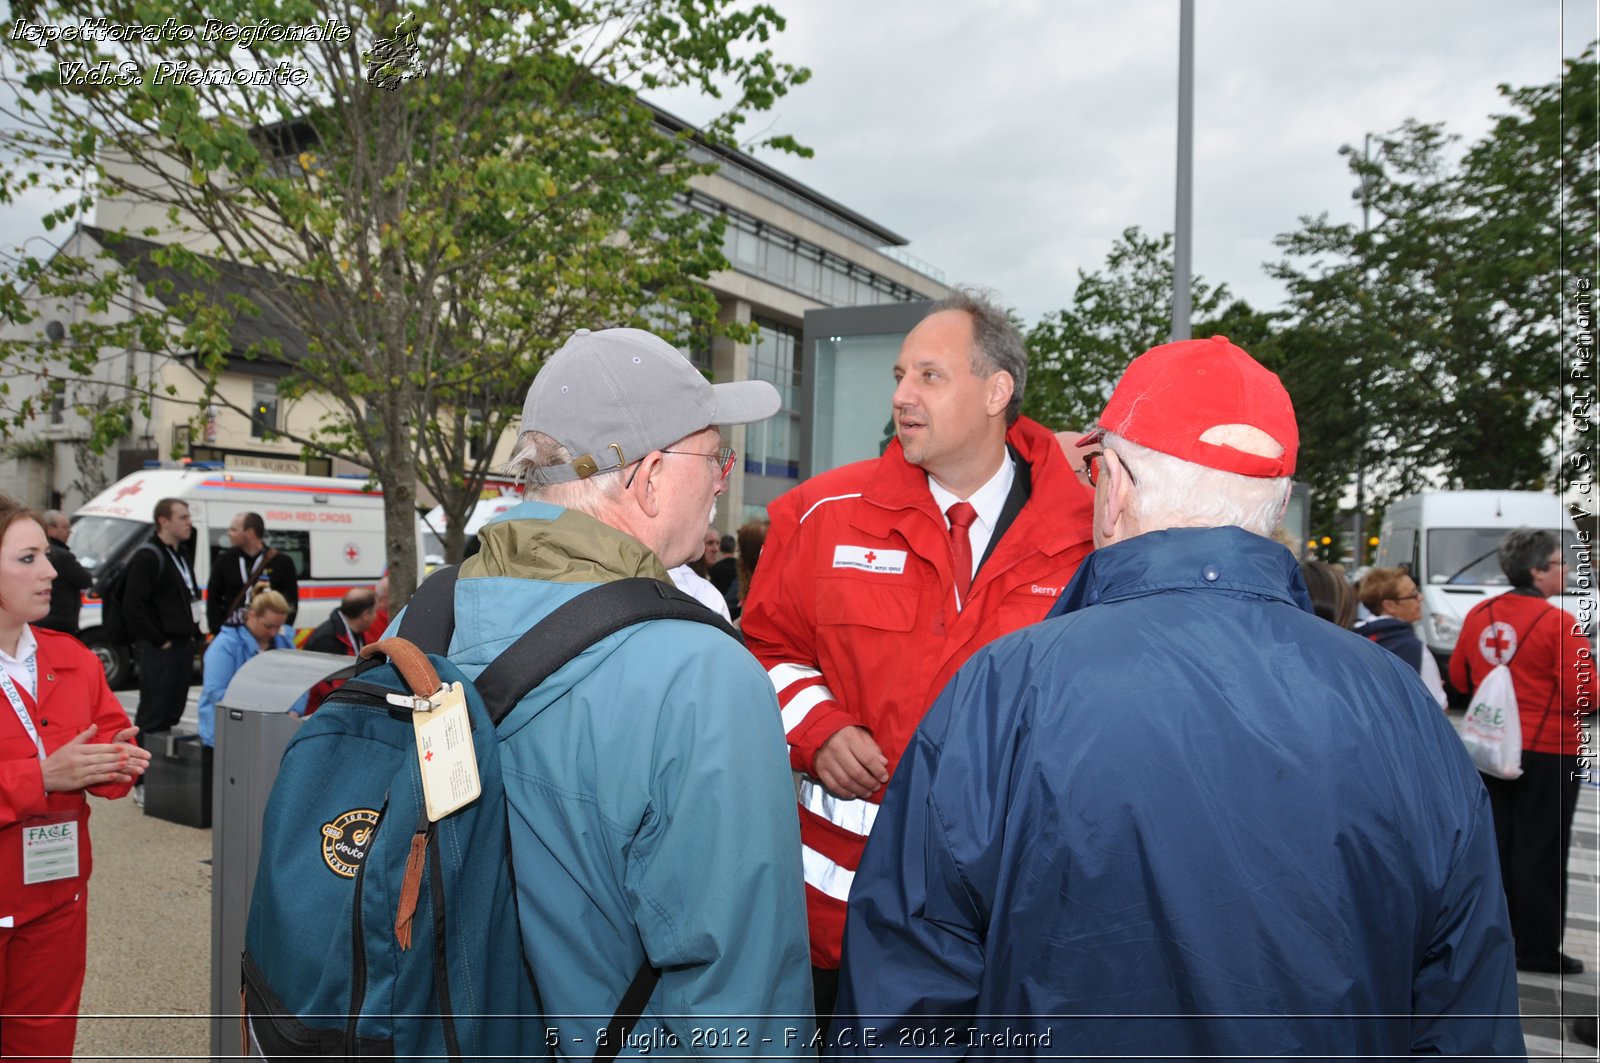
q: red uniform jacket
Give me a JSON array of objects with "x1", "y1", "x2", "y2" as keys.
[
  {"x1": 0, "y1": 628, "x2": 134, "y2": 924},
  {"x1": 1449, "y1": 590, "x2": 1595, "y2": 756},
  {"x1": 741, "y1": 417, "x2": 1094, "y2": 967}
]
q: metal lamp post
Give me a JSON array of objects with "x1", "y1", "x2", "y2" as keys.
[
  {"x1": 1339, "y1": 133, "x2": 1374, "y2": 564},
  {"x1": 1172, "y1": 0, "x2": 1194, "y2": 342}
]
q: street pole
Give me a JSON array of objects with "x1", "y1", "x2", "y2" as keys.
[
  {"x1": 1352, "y1": 133, "x2": 1371, "y2": 565},
  {"x1": 1171, "y1": 0, "x2": 1194, "y2": 342}
]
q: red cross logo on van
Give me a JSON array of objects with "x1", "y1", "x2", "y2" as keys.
[
  {"x1": 113, "y1": 481, "x2": 144, "y2": 501},
  {"x1": 344, "y1": 544, "x2": 360, "y2": 563}
]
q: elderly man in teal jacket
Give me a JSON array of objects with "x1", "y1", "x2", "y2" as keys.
[{"x1": 447, "y1": 327, "x2": 813, "y2": 1056}]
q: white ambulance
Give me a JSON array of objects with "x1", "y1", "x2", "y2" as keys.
[
  {"x1": 68, "y1": 466, "x2": 418, "y2": 686},
  {"x1": 1375, "y1": 489, "x2": 1595, "y2": 683}
]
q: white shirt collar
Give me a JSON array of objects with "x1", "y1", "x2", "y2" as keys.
[
  {"x1": 0, "y1": 625, "x2": 39, "y2": 701},
  {"x1": 0, "y1": 625, "x2": 40, "y2": 670},
  {"x1": 926, "y1": 452, "x2": 1015, "y2": 536}
]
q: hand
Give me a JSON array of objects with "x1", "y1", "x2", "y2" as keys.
[
  {"x1": 41, "y1": 726, "x2": 146, "y2": 793},
  {"x1": 814, "y1": 726, "x2": 889, "y2": 800},
  {"x1": 110, "y1": 725, "x2": 152, "y2": 782}
]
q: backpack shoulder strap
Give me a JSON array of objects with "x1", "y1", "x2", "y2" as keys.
[
  {"x1": 397, "y1": 565, "x2": 460, "y2": 655},
  {"x1": 476, "y1": 577, "x2": 738, "y2": 726}
]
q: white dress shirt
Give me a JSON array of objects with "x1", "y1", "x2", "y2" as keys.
[{"x1": 927, "y1": 454, "x2": 1017, "y2": 586}]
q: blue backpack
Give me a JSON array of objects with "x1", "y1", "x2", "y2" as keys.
[{"x1": 243, "y1": 569, "x2": 737, "y2": 1061}]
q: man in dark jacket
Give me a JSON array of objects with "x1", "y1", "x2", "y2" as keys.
[
  {"x1": 123, "y1": 498, "x2": 202, "y2": 751},
  {"x1": 833, "y1": 337, "x2": 1524, "y2": 1058},
  {"x1": 205, "y1": 510, "x2": 299, "y2": 631},
  {"x1": 37, "y1": 509, "x2": 90, "y2": 637},
  {"x1": 301, "y1": 588, "x2": 378, "y2": 713}
]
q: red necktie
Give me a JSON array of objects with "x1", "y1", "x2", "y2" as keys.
[{"x1": 946, "y1": 502, "x2": 978, "y2": 606}]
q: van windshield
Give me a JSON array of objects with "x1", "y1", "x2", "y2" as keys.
[
  {"x1": 1427, "y1": 528, "x2": 1585, "y2": 591},
  {"x1": 69, "y1": 516, "x2": 148, "y2": 574}
]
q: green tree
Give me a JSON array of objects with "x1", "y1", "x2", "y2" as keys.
[
  {"x1": 1024, "y1": 227, "x2": 1228, "y2": 432},
  {"x1": 1272, "y1": 50, "x2": 1596, "y2": 524},
  {"x1": 0, "y1": 0, "x2": 809, "y2": 604}
]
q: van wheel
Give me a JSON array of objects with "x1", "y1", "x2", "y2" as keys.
[{"x1": 84, "y1": 634, "x2": 134, "y2": 690}]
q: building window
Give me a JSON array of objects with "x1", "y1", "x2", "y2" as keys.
[
  {"x1": 466, "y1": 410, "x2": 492, "y2": 462},
  {"x1": 250, "y1": 379, "x2": 280, "y2": 439},
  {"x1": 746, "y1": 318, "x2": 801, "y2": 479},
  {"x1": 684, "y1": 192, "x2": 925, "y2": 309},
  {"x1": 47, "y1": 380, "x2": 66, "y2": 425}
]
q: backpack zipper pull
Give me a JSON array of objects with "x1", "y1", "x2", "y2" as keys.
[{"x1": 394, "y1": 822, "x2": 432, "y2": 950}]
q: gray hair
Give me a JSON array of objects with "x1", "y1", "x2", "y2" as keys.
[
  {"x1": 506, "y1": 430, "x2": 624, "y2": 513},
  {"x1": 1498, "y1": 527, "x2": 1558, "y2": 589},
  {"x1": 928, "y1": 288, "x2": 1027, "y2": 424},
  {"x1": 1105, "y1": 431, "x2": 1291, "y2": 537}
]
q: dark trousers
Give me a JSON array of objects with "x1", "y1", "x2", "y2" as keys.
[
  {"x1": 133, "y1": 639, "x2": 198, "y2": 746},
  {"x1": 813, "y1": 965, "x2": 839, "y2": 1026},
  {"x1": 1482, "y1": 751, "x2": 1581, "y2": 962}
]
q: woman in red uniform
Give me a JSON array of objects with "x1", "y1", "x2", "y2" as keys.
[{"x1": 0, "y1": 497, "x2": 149, "y2": 1060}]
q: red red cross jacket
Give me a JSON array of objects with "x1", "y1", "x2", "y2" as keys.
[
  {"x1": 0, "y1": 627, "x2": 135, "y2": 925},
  {"x1": 1449, "y1": 591, "x2": 1595, "y2": 756},
  {"x1": 741, "y1": 416, "x2": 1094, "y2": 967}
]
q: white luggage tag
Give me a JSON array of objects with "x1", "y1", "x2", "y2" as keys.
[{"x1": 388, "y1": 682, "x2": 482, "y2": 821}]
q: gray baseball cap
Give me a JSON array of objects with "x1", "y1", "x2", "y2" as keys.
[{"x1": 520, "y1": 327, "x2": 780, "y2": 483}]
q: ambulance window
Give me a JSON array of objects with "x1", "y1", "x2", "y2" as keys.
[
  {"x1": 68, "y1": 516, "x2": 146, "y2": 574},
  {"x1": 262, "y1": 530, "x2": 310, "y2": 577}
]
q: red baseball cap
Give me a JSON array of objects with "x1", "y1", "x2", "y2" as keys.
[{"x1": 1079, "y1": 335, "x2": 1298, "y2": 477}]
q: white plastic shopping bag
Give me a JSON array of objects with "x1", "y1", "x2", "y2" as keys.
[{"x1": 1460, "y1": 664, "x2": 1523, "y2": 780}]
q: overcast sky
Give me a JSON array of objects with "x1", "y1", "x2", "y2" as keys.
[
  {"x1": 657, "y1": 0, "x2": 1594, "y2": 324},
  {"x1": 2, "y1": 2, "x2": 1591, "y2": 330}
]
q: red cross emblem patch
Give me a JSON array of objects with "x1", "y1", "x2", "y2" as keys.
[{"x1": 1479, "y1": 621, "x2": 1517, "y2": 666}]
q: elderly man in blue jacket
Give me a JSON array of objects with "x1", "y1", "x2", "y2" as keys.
[
  {"x1": 450, "y1": 327, "x2": 813, "y2": 1055},
  {"x1": 833, "y1": 336, "x2": 1524, "y2": 1058}
]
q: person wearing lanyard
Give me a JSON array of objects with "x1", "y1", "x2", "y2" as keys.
[
  {"x1": 300, "y1": 588, "x2": 378, "y2": 714},
  {"x1": 0, "y1": 497, "x2": 150, "y2": 1060},
  {"x1": 121, "y1": 498, "x2": 202, "y2": 758}
]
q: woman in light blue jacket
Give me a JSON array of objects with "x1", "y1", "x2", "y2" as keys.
[{"x1": 197, "y1": 590, "x2": 304, "y2": 746}]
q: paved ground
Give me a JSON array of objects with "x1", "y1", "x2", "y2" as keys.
[{"x1": 65, "y1": 692, "x2": 1600, "y2": 1059}]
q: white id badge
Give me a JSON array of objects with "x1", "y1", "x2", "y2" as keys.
[
  {"x1": 22, "y1": 816, "x2": 79, "y2": 885},
  {"x1": 410, "y1": 683, "x2": 482, "y2": 821},
  {"x1": 191, "y1": 600, "x2": 205, "y2": 625}
]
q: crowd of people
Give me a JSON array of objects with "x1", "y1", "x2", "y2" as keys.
[{"x1": 2, "y1": 292, "x2": 1593, "y2": 1059}]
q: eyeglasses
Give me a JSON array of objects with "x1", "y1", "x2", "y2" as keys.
[
  {"x1": 1539, "y1": 556, "x2": 1566, "y2": 570},
  {"x1": 1082, "y1": 449, "x2": 1138, "y2": 488},
  {"x1": 1389, "y1": 592, "x2": 1421, "y2": 602},
  {"x1": 625, "y1": 445, "x2": 737, "y2": 488},
  {"x1": 663, "y1": 445, "x2": 737, "y2": 480}
]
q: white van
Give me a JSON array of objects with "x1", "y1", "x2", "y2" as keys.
[
  {"x1": 69, "y1": 467, "x2": 419, "y2": 686},
  {"x1": 1376, "y1": 490, "x2": 1595, "y2": 683},
  {"x1": 420, "y1": 481, "x2": 523, "y2": 560}
]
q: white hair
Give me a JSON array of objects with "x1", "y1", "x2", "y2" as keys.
[
  {"x1": 506, "y1": 430, "x2": 625, "y2": 514},
  {"x1": 1105, "y1": 431, "x2": 1290, "y2": 537}
]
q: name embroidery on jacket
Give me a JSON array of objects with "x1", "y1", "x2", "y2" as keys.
[{"x1": 832, "y1": 545, "x2": 907, "y2": 575}]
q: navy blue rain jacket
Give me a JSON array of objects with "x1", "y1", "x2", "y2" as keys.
[{"x1": 832, "y1": 527, "x2": 1523, "y2": 1060}]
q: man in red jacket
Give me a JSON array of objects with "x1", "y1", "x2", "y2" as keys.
[
  {"x1": 1450, "y1": 526, "x2": 1595, "y2": 975},
  {"x1": 740, "y1": 289, "x2": 1095, "y2": 1019}
]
